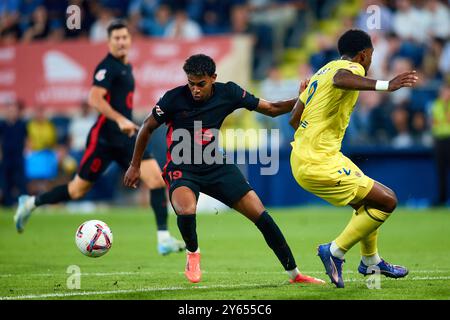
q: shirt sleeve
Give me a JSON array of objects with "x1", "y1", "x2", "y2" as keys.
[
  {"x1": 151, "y1": 93, "x2": 173, "y2": 124},
  {"x1": 338, "y1": 61, "x2": 366, "y2": 77},
  {"x1": 226, "y1": 81, "x2": 260, "y2": 111},
  {"x1": 92, "y1": 61, "x2": 116, "y2": 90}
]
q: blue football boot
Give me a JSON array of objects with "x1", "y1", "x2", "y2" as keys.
[
  {"x1": 358, "y1": 259, "x2": 409, "y2": 278},
  {"x1": 317, "y1": 243, "x2": 345, "y2": 288}
]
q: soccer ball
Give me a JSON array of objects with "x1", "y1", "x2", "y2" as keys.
[{"x1": 75, "y1": 220, "x2": 113, "y2": 257}]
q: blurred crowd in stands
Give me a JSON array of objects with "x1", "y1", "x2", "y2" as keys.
[
  {"x1": 347, "y1": 0, "x2": 449, "y2": 149},
  {"x1": 1, "y1": 0, "x2": 449, "y2": 206},
  {"x1": 0, "y1": 0, "x2": 329, "y2": 79},
  {"x1": 255, "y1": 0, "x2": 449, "y2": 150}
]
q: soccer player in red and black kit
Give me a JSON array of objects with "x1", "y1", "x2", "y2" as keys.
[
  {"x1": 14, "y1": 20, "x2": 185, "y2": 255},
  {"x1": 124, "y1": 54, "x2": 325, "y2": 285}
]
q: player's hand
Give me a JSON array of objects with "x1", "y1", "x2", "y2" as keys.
[
  {"x1": 299, "y1": 78, "x2": 310, "y2": 94},
  {"x1": 117, "y1": 117, "x2": 140, "y2": 137},
  {"x1": 388, "y1": 71, "x2": 418, "y2": 91},
  {"x1": 124, "y1": 165, "x2": 140, "y2": 189}
]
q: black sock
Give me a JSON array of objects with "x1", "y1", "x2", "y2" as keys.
[
  {"x1": 176, "y1": 214, "x2": 198, "y2": 252},
  {"x1": 35, "y1": 185, "x2": 71, "y2": 207},
  {"x1": 150, "y1": 188, "x2": 168, "y2": 231},
  {"x1": 255, "y1": 211, "x2": 297, "y2": 271}
]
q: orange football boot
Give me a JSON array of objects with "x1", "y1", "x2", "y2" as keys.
[
  {"x1": 185, "y1": 252, "x2": 201, "y2": 283},
  {"x1": 290, "y1": 273, "x2": 326, "y2": 285}
]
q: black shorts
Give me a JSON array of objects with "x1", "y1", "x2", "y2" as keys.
[
  {"x1": 78, "y1": 133, "x2": 152, "y2": 182},
  {"x1": 163, "y1": 164, "x2": 253, "y2": 208}
]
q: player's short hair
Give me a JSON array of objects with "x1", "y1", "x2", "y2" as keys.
[
  {"x1": 337, "y1": 29, "x2": 373, "y2": 58},
  {"x1": 107, "y1": 19, "x2": 128, "y2": 37},
  {"x1": 183, "y1": 54, "x2": 216, "y2": 76}
]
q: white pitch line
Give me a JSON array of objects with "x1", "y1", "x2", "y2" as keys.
[
  {"x1": 0, "y1": 283, "x2": 278, "y2": 300},
  {"x1": 345, "y1": 276, "x2": 450, "y2": 282},
  {"x1": 1, "y1": 276, "x2": 450, "y2": 300},
  {"x1": 0, "y1": 270, "x2": 449, "y2": 278}
]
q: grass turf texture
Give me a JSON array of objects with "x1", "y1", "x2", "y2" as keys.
[{"x1": 0, "y1": 206, "x2": 449, "y2": 300}]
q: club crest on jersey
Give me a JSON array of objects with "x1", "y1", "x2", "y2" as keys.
[
  {"x1": 155, "y1": 105, "x2": 164, "y2": 116},
  {"x1": 95, "y1": 69, "x2": 107, "y2": 81},
  {"x1": 194, "y1": 128, "x2": 214, "y2": 145}
]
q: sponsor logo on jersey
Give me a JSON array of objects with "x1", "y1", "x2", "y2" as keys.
[{"x1": 317, "y1": 67, "x2": 330, "y2": 75}]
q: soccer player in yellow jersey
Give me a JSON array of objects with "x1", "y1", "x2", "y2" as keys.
[{"x1": 289, "y1": 29, "x2": 418, "y2": 288}]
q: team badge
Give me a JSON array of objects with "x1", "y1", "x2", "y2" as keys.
[
  {"x1": 95, "y1": 69, "x2": 107, "y2": 81},
  {"x1": 155, "y1": 105, "x2": 164, "y2": 116}
]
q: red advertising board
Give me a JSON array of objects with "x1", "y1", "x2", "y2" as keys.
[{"x1": 0, "y1": 36, "x2": 234, "y2": 112}]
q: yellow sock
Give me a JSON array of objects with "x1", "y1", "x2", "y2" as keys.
[
  {"x1": 360, "y1": 228, "x2": 379, "y2": 257},
  {"x1": 335, "y1": 206, "x2": 390, "y2": 252}
]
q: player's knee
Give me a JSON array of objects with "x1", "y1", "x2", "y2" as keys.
[
  {"x1": 68, "y1": 181, "x2": 90, "y2": 200},
  {"x1": 142, "y1": 175, "x2": 163, "y2": 189},
  {"x1": 173, "y1": 203, "x2": 196, "y2": 215},
  {"x1": 68, "y1": 188, "x2": 88, "y2": 200},
  {"x1": 149, "y1": 179, "x2": 166, "y2": 189},
  {"x1": 383, "y1": 190, "x2": 397, "y2": 213}
]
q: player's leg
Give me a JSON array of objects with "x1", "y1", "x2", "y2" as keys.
[
  {"x1": 347, "y1": 181, "x2": 408, "y2": 278},
  {"x1": 171, "y1": 186, "x2": 199, "y2": 252},
  {"x1": 291, "y1": 151, "x2": 366, "y2": 287},
  {"x1": 317, "y1": 184, "x2": 390, "y2": 288},
  {"x1": 15, "y1": 142, "x2": 111, "y2": 233},
  {"x1": 14, "y1": 175, "x2": 93, "y2": 233},
  {"x1": 3, "y1": 163, "x2": 14, "y2": 206},
  {"x1": 139, "y1": 158, "x2": 185, "y2": 255},
  {"x1": 204, "y1": 164, "x2": 324, "y2": 284},
  {"x1": 170, "y1": 185, "x2": 201, "y2": 283},
  {"x1": 322, "y1": 174, "x2": 406, "y2": 282},
  {"x1": 232, "y1": 190, "x2": 325, "y2": 284},
  {"x1": 329, "y1": 180, "x2": 395, "y2": 258}
]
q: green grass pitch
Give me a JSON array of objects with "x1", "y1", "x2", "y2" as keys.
[{"x1": 0, "y1": 206, "x2": 449, "y2": 300}]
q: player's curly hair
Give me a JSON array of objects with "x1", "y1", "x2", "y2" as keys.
[
  {"x1": 338, "y1": 29, "x2": 373, "y2": 58},
  {"x1": 183, "y1": 54, "x2": 216, "y2": 76}
]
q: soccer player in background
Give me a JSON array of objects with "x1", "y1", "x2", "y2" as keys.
[
  {"x1": 14, "y1": 20, "x2": 185, "y2": 256},
  {"x1": 124, "y1": 54, "x2": 325, "y2": 285},
  {"x1": 289, "y1": 29, "x2": 417, "y2": 288}
]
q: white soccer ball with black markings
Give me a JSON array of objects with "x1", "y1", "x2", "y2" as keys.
[{"x1": 75, "y1": 220, "x2": 113, "y2": 257}]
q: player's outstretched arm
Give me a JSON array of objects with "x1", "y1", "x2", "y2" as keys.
[
  {"x1": 88, "y1": 86, "x2": 139, "y2": 137},
  {"x1": 333, "y1": 69, "x2": 418, "y2": 91},
  {"x1": 255, "y1": 98, "x2": 298, "y2": 117},
  {"x1": 124, "y1": 114, "x2": 161, "y2": 189},
  {"x1": 255, "y1": 79, "x2": 309, "y2": 117}
]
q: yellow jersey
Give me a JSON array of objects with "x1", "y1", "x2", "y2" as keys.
[{"x1": 291, "y1": 59, "x2": 365, "y2": 163}]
